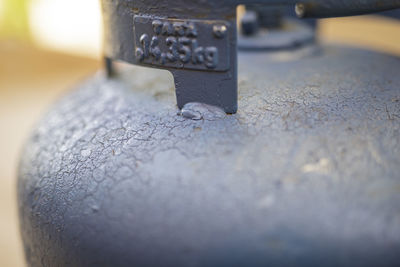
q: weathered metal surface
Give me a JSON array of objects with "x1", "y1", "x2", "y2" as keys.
[
  {"x1": 101, "y1": 0, "x2": 400, "y2": 113},
  {"x1": 296, "y1": 1, "x2": 400, "y2": 18},
  {"x1": 101, "y1": 0, "x2": 238, "y2": 113},
  {"x1": 19, "y1": 46, "x2": 400, "y2": 266}
]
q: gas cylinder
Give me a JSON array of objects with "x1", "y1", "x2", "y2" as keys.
[{"x1": 18, "y1": 1, "x2": 400, "y2": 267}]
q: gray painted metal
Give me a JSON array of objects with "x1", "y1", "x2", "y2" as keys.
[
  {"x1": 241, "y1": 10, "x2": 260, "y2": 36},
  {"x1": 100, "y1": 0, "x2": 400, "y2": 113},
  {"x1": 18, "y1": 45, "x2": 400, "y2": 267},
  {"x1": 101, "y1": 0, "x2": 238, "y2": 113},
  {"x1": 238, "y1": 18, "x2": 315, "y2": 51},
  {"x1": 296, "y1": 0, "x2": 400, "y2": 18}
]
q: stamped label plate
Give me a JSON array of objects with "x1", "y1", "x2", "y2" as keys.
[{"x1": 134, "y1": 16, "x2": 230, "y2": 71}]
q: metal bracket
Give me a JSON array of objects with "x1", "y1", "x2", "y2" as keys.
[
  {"x1": 101, "y1": 0, "x2": 238, "y2": 113},
  {"x1": 100, "y1": 0, "x2": 400, "y2": 114},
  {"x1": 133, "y1": 15, "x2": 237, "y2": 113}
]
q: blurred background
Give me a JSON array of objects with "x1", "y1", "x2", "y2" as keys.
[{"x1": 0, "y1": 1, "x2": 399, "y2": 266}]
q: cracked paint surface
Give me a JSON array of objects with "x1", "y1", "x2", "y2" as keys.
[{"x1": 18, "y1": 46, "x2": 400, "y2": 267}]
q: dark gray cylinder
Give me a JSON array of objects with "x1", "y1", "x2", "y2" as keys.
[{"x1": 18, "y1": 45, "x2": 400, "y2": 267}]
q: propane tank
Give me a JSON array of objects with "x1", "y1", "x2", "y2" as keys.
[{"x1": 18, "y1": 1, "x2": 400, "y2": 267}]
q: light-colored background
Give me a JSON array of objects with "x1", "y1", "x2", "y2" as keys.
[{"x1": 1, "y1": 1, "x2": 399, "y2": 265}]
